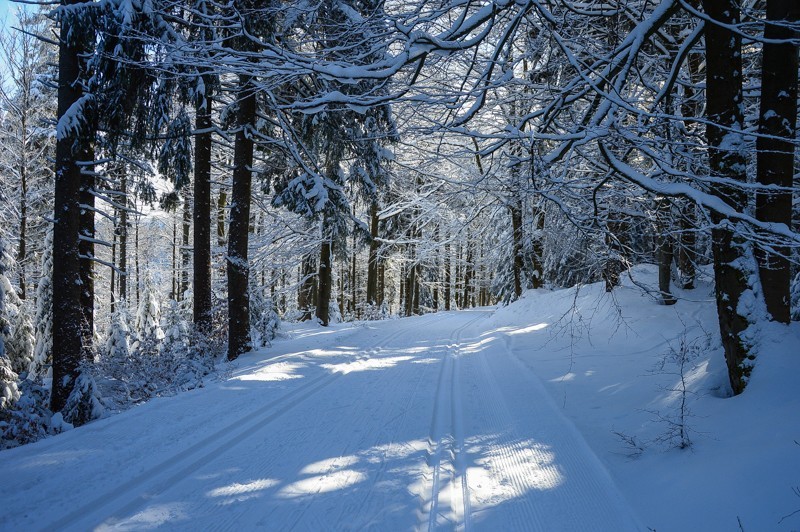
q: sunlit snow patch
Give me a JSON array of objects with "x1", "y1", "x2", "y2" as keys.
[
  {"x1": 506, "y1": 323, "x2": 549, "y2": 335},
  {"x1": 207, "y1": 478, "x2": 280, "y2": 498},
  {"x1": 234, "y1": 361, "x2": 306, "y2": 382},
  {"x1": 322, "y1": 355, "x2": 413, "y2": 374},
  {"x1": 279, "y1": 470, "x2": 367, "y2": 498},
  {"x1": 96, "y1": 503, "x2": 189, "y2": 531}
]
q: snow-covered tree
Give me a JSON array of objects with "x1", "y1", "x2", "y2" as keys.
[
  {"x1": 29, "y1": 226, "x2": 52, "y2": 382},
  {"x1": 0, "y1": 237, "x2": 20, "y2": 410},
  {"x1": 132, "y1": 274, "x2": 164, "y2": 356}
]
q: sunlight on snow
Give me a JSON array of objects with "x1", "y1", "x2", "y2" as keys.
[
  {"x1": 234, "y1": 361, "x2": 306, "y2": 382},
  {"x1": 19, "y1": 450, "x2": 92, "y2": 468},
  {"x1": 467, "y1": 438, "x2": 564, "y2": 510},
  {"x1": 411, "y1": 357, "x2": 440, "y2": 365},
  {"x1": 322, "y1": 355, "x2": 414, "y2": 374},
  {"x1": 300, "y1": 455, "x2": 359, "y2": 475},
  {"x1": 506, "y1": 323, "x2": 549, "y2": 335},
  {"x1": 206, "y1": 478, "x2": 280, "y2": 498},
  {"x1": 96, "y1": 503, "x2": 189, "y2": 531},
  {"x1": 460, "y1": 336, "x2": 498, "y2": 352},
  {"x1": 278, "y1": 469, "x2": 367, "y2": 498}
]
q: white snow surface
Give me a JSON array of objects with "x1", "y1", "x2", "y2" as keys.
[{"x1": 1, "y1": 265, "x2": 799, "y2": 531}]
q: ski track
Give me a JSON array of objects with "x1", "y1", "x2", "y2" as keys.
[
  {"x1": 0, "y1": 311, "x2": 643, "y2": 531},
  {"x1": 41, "y1": 315, "x2": 450, "y2": 531},
  {"x1": 423, "y1": 311, "x2": 488, "y2": 531}
]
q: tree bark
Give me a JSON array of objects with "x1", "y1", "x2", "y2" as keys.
[
  {"x1": 703, "y1": 0, "x2": 754, "y2": 394},
  {"x1": 531, "y1": 205, "x2": 545, "y2": 289},
  {"x1": 298, "y1": 255, "x2": 316, "y2": 321},
  {"x1": 227, "y1": 74, "x2": 256, "y2": 360},
  {"x1": 79, "y1": 141, "x2": 94, "y2": 349},
  {"x1": 366, "y1": 202, "x2": 379, "y2": 306},
  {"x1": 180, "y1": 195, "x2": 191, "y2": 301},
  {"x1": 510, "y1": 201, "x2": 524, "y2": 299},
  {"x1": 656, "y1": 198, "x2": 676, "y2": 305},
  {"x1": 755, "y1": 0, "x2": 798, "y2": 324},
  {"x1": 118, "y1": 171, "x2": 128, "y2": 302},
  {"x1": 444, "y1": 238, "x2": 451, "y2": 310},
  {"x1": 51, "y1": 0, "x2": 90, "y2": 413},
  {"x1": 18, "y1": 148, "x2": 27, "y2": 299},
  {"x1": 193, "y1": 84, "x2": 213, "y2": 332},
  {"x1": 316, "y1": 238, "x2": 332, "y2": 326},
  {"x1": 678, "y1": 202, "x2": 696, "y2": 289}
]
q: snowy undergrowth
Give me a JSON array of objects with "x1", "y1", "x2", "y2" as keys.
[{"x1": 487, "y1": 264, "x2": 800, "y2": 531}]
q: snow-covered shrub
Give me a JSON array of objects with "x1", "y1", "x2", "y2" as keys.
[
  {"x1": 250, "y1": 281, "x2": 280, "y2": 348},
  {"x1": 327, "y1": 299, "x2": 342, "y2": 324},
  {"x1": 61, "y1": 365, "x2": 103, "y2": 427},
  {"x1": 7, "y1": 298, "x2": 35, "y2": 376},
  {"x1": 0, "y1": 378, "x2": 56, "y2": 450},
  {"x1": 0, "y1": 357, "x2": 19, "y2": 411},
  {"x1": 791, "y1": 271, "x2": 800, "y2": 322}
]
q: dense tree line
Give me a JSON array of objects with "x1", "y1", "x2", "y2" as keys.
[{"x1": 0, "y1": 0, "x2": 796, "y2": 446}]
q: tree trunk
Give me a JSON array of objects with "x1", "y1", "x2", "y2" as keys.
[
  {"x1": 298, "y1": 255, "x2": 316, "y2": 321},
  {"x1": 461, "y1": 243, "x2": 472, "y2": 308},
  {"x1": 510, "y1": 201, "x2": 524, "y2": 299},
  {"x1": 227, "y1": 74, "x2": 256, "y2": 360},
  {"x1": 171, "y1": 218, "x2": 177, "y2": 300},
  {"x1": 656, "y1": 198, "x2": 676, "y2": 305},
  {"x1": 531, "y1": 204, "x2": 545, "y2": 289},
  {"x1": 755, "y1": 0, "x2": 798, "y2": 324},
  {"x1": 432, "y1": 226, "x2": 440, "y2": 311},
  {"x1": 444, "y1": 238, "x2": 451, "y2": 310},
  {"x1": 703, "y1": 0, "x2": 754, "y2": 394},
  {"x1": 678, "y1": 201, "x2": 696, "y2": 289},
  {"x1": 18, "y1": 152, "x2": 27, "y2": 299},
  {"x1": 399, "y1": 263, "x2": 405, "y2": 314},
  {"x1": 118, "y1": 171, "x2": 128, "y2": 302},
  {"x1": 181, "y1": 195, "x2": 191, "y2": 300},
  {"x1": 193, "y1": 86, "x2": 213, "y2": 332},
  {"x1": 338, "y1": 255, "x2": 345, "y2": 317},
  {"x1": 351, "y1": 220, "x2": 357, "y2": 316},
  {"x1": 377, "y1": 259, "x2": 385, "y2": 306},
  {"x1": 79, "y1": 141, "x2": 94, "y2": 349},
  {"x1": 217, "y1": 190, "x2": 227, "y2": 247},
  {"x1": 316, "y1": 238, "x2": 332, "y2": 326},
  {"x1": 366, "y1": 202, "x2": 379, "y2": 306},
  {"x1": 51, "y1": 1, "x2": 90, "y2": 414}
]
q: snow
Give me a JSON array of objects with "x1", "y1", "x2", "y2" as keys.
[{"x1": 1, "y1": 266, "x2": 798, "y2": 530}]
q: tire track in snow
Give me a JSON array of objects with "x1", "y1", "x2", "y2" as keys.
[
  {"x1": 424, "y1": 311, "x2": 489, "y2": 531},
  {"x1": 42, "y1": 317, "x2": 448, "y2": 532}
]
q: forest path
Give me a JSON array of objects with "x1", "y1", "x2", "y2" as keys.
[{"x1": 0, "y1": 310, "x2": 641, "y2": 531}]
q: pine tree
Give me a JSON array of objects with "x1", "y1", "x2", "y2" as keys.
[
  {"x1": 29, "y1": 227, "x2": 52, "y2": 382},
  {"x1": 0, "y1": 237, "x2": 20, "y2": 410},
  {"x1": 132, "y1": 274, "x2": 164, "y2": 357}
]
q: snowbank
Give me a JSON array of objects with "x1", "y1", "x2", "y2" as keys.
[{"x1": 486, "y1": 264, "x2": 800, "y2": 531}]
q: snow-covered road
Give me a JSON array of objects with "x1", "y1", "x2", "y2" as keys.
[{"x1": 0, "y1": 310, "x2": 642, "y2": 531}]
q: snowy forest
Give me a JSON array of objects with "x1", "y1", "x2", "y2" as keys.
[
  {"x1": 0, "y1": 0, "x2": 798, "y2": 528},
  {"x1": 0, "y1": 0, "x2": 798, "y2": 523}
]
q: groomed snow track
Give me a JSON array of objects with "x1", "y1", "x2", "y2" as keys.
[{"x1": 0, "y1": 311, "x2": 642, "y2": 531}]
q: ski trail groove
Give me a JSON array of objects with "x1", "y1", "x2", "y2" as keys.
[
  {"x1": 42, "y1": 318, "x2": 441, "y2": 532},
  {"x1": 424, "y1": 311, "x2": 488, "y2": 531}
]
